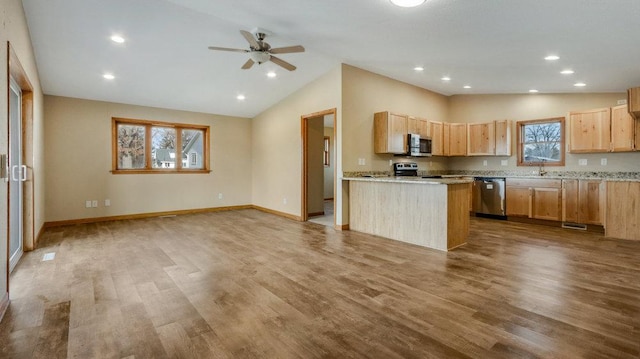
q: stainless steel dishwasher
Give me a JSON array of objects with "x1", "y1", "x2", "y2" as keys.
[{"x1": 472, "y1": 177, "x2": 506, "y2": 218}]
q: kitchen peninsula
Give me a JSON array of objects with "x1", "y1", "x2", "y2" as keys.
[{"x1": 344, "y1": 176, "x2": 472, "y2": 251}]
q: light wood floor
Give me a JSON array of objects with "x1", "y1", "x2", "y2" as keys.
[{"x1": 1, "y1": 209, "x2": 639, "y2": 358}]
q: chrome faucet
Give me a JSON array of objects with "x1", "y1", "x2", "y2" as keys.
[{"x1": 538, "y1": 159, "x2": 547, "y2": 176}]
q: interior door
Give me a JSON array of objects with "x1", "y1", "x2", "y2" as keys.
[{"x1": 9, "y1": 76, "x2": 24, "y2": 272}]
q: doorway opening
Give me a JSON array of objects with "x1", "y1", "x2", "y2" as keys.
[
  {"x1": 301, "y1": 108, "x2": 336, "y2": 227},
  {"x1": 7, "y1": 42, "x2": 35, "y2": 275}
]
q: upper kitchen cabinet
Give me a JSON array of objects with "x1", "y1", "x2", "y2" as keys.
[
  {"x1": 610, "y1": 104, "x2": 635, "y2": 152},
  {"x1": 628, "y1": 87, "x2": 640, "y2": 120},
  {"x1": 494, "y1": 120, "x2": 512, "y2": 156},
  {"x1": 429, "y1": 120, "x2": 445, "y2": 156},
  {"x1": 568, "y1": 107, "x2": 611, "y2": 153},
  {"x1": 467, "y1": 122, "x2": 496, "y2": 156},
  {"x1": 448, "y1": 123, "x2": 467, "y2": 156},
  {"x1": 408, "y1": 116, "x2": 429, "y2": 138},
  {"x1": 374, "y1": 112, "x2": 407, "y2": 154}
]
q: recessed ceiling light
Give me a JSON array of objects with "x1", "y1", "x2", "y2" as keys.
[
  {"x1": 267, "y1": 71, "x2": 277, "y2": 78},
  {"x1": 414, "y1": 66, "x2": 424, "y2": 71},
  {"x1": 463, "y1": 85, "x2": 471, "y2": 89},
  {"x1": 441, "y1": 76, "x2": 451, "y2": 81},
  {"x1": 574, "y1": 82, "x2": 586, "y2": 87},
  {"x1": 110, "y1": 35, "x2": 125, "y2": 43},
  {"x1": 236, "y1": 94, "x2": 246, "y2": 100},
  {"x1": 560, "y1": 69, "x2": 575, "y2": 75},
  {"x1": 545, "y1": 55, "x2": 560, "y2": 61},
  {"x1": 529, "y1": 89, "x2": 539, "y2": 93},
  {"x1": 103, "y1": 73, "x2": 115, "y2": 80},
  {"x1": 390, "y1": 0, "x2": 426, "y2": 7}
]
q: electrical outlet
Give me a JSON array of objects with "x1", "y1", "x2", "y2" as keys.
[
  {"x1": 617, "y1": 99, "x2": 627, "y2": 105},
  {"x1": 389, "y1": 160, "x2": 393, "y2": 166},
  {"x1": 283, "y1": 198, "x2": 287, "y2": 205},
  {"x1": 501, "y1": 159, "x2": 508, "y2": 166},
  {"x1": 218, "y1": 193, "x2": 223, "y2": 199},
  {"x1": 91, "y1": 200, "x2": 98, "y2": 208},
  {"x1": 579, "y1": 159, "x2": 588, "y2": 166},
  {"x1": 600, "y1": 158, "x2": 607, "y2": 166},
  {"x1": 483, "y1": 160, "x2": 488, "y2": 166},
  {"x1": 104, "y1": 199, "x2": 111, "y2": 207},
  {"x1": 358, "y1": 158, "x2": 366, "y2": 166},
  {"x1": 85, "y1": 200, "x2": 91, "y2": 208}
]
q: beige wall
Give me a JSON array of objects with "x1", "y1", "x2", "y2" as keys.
[
  {"x1": 341, "y1": 64, "x2": 450, "y2": 174},
  {"x1": 44, "y1": 96, "x2": 252, "y2": 222},
  {"x1": 308, "y1": 116, "x2": 324, "y2": 214},
  {"x1": 324, "y1": 126, "x2": 335, "y2": 199},
  {"x1": 448, "y1": 93, "x2": 639, "y2": 172},
  {"x1": 1, "y1": 0, "x2": 45, "y2": 310},
  {"x1": 251, "y1": 66, "x2": 341, "y2": 221}
]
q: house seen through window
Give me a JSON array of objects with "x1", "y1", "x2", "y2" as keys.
[{"x1": 113, "y1": 117, "x2": 209, "y2": 173}]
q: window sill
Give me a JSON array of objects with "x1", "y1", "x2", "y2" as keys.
[{"x1": 111, "y1": 169, "x2": 211, "y2": 175}]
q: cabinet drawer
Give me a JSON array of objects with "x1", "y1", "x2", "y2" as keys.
[{"x1": 506, "y1": 178, "x2": 561, "y2": 188}]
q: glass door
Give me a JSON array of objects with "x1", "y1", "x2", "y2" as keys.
[{"x1": 9, "y1": 77, "x2": 23, "y2": 272}]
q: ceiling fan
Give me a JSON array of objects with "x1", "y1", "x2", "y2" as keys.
[{"x1": 208, "y1": 30, "x2": 305, "y2": 71}]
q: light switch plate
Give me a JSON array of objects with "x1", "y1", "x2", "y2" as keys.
[
  {"x1": 483, "y1": 160, "x2": 488, "y2": 166},
  {"x1": 579, "y1": 159, "x2": 588, "y2": 166},
  {"x1": 501, "y1": 159, "x2": 508, "y2": 166},
  {"x1": 600, "y1": 158, "x2": 607, "y2": 166}
]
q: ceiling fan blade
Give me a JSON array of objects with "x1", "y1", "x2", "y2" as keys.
[
  {"x1": 208, "y1": 46, "x2": 248, "y2": 53},
  {"x1": 270, "y1": 55, "x2": 296, "y2": 71},
  {"x1": 240, "y1": 30, "x2": 260, "y2": 49},
  {"x1": 270, "y1": 45, "x2": 305, "y2": 54},
  {"x1": 241, "y1": 58, "x2": 255, "y2": 70}
]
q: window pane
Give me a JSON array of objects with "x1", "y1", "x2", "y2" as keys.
[
  {"x1": 524, "y1": 122, "x2": 560, "y2": 143},
  {"x1": 181, "y1": 129, "x2": 204, "y2": 169},
  {"x1": 117, "y1": 124, "x2": 146, "y2": 169},
  {"x1": 522, "y1": 121, "x2": 562, "y2": 163},
  {"x1": 523, "y1": 142, "x2": 561, "y2": 163},
  {"x1": 151, "y1": 127, "x2": 177, "y2": 168}
]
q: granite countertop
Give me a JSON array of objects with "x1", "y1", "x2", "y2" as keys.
[
  {"x1": 343, "y1": 171, "x2": 640, "y2": 182},
  {"x1": 342, "y1": 176, "x2": 473, "y2": 185}
]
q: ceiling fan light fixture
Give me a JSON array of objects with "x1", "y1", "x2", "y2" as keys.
[
  {"x1": 390, "y1": 0, "x2": 426, "y2": 7},
  {"x1": 267, "y1": 71, "x2": 277, "y2": 78},
  {"x1": 250, "y1": 51, "x2": 271, "y2": 64}
]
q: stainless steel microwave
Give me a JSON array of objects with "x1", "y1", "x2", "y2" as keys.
[{"x1": 408, "y1": 133, "x2": 432, "y2": 157}]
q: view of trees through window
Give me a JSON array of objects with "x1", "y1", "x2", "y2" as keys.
[
  {"x1": 113, "y1": 118, "x2": 209, "y2": 173},
  {"x1": 117, "y1": 124, "x2": 145, "y2": 169},
  {"x1": 517, "y1": 118, "x2": 565, "y2": 166}
]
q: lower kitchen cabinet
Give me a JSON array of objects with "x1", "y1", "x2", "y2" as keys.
[
  {"x1": 562, "y1": 179, "x2": 605, "y2": 225},
  {"x1": 505, "y1": 178, "x2": 562, "y2": 221},
  {"x1": 606, "y1": 181, "x2": 640, "y2": 240}
]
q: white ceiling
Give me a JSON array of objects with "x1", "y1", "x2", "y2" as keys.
[{"x1": 22, "y1": 0, "x2": 640, "y2": 118}]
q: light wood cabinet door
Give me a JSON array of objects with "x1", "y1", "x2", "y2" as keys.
[
  {"x1": 418, "y1": 118, "x2": 429, "y2": 138},
  {"x1": 467, "y1": 122, "x2": 495, "y2": 156},
  {"x1": 409, "y1": 117, "x2": 429, "y2": 138},
  {"x1": 606, "y1": 181, "x2": 640, "y2": 240},
  {"x1": 531, "y1": 187, "x2": 561, "y2": 221},
  {"x1": 578, "y1": 180, "x2": 605, "y2": 225},
  {"x1": 374, "y1": 112, "x2": 407, "y2": 154},
  {"x1": 562, "y1": 179, "x2": 579, "y2": 223},
  {"x1": 628, "y1": 87, "x2": 640, "y2": 120},
  {"x1": 636, "y1": 117, "x2": 640, "y2": 150},
  {"x1": 568, "y1": 108, "x2": 611, "y2": 153},
  {"x1": 610, "y1": 105, "x2": 635, "y2": 152},
  {"x1": 448, "y1": 123, "x2": 467, "y2": 156},
  {"x1": 429, "y1": 120, "x2": 445, "y2": 156},
  {"x1": 505, "y1": 186, "x2": 530, "y2": 217},
  {"x1": 495, "y1": 120, "x2": 512, "y2": 156}
]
